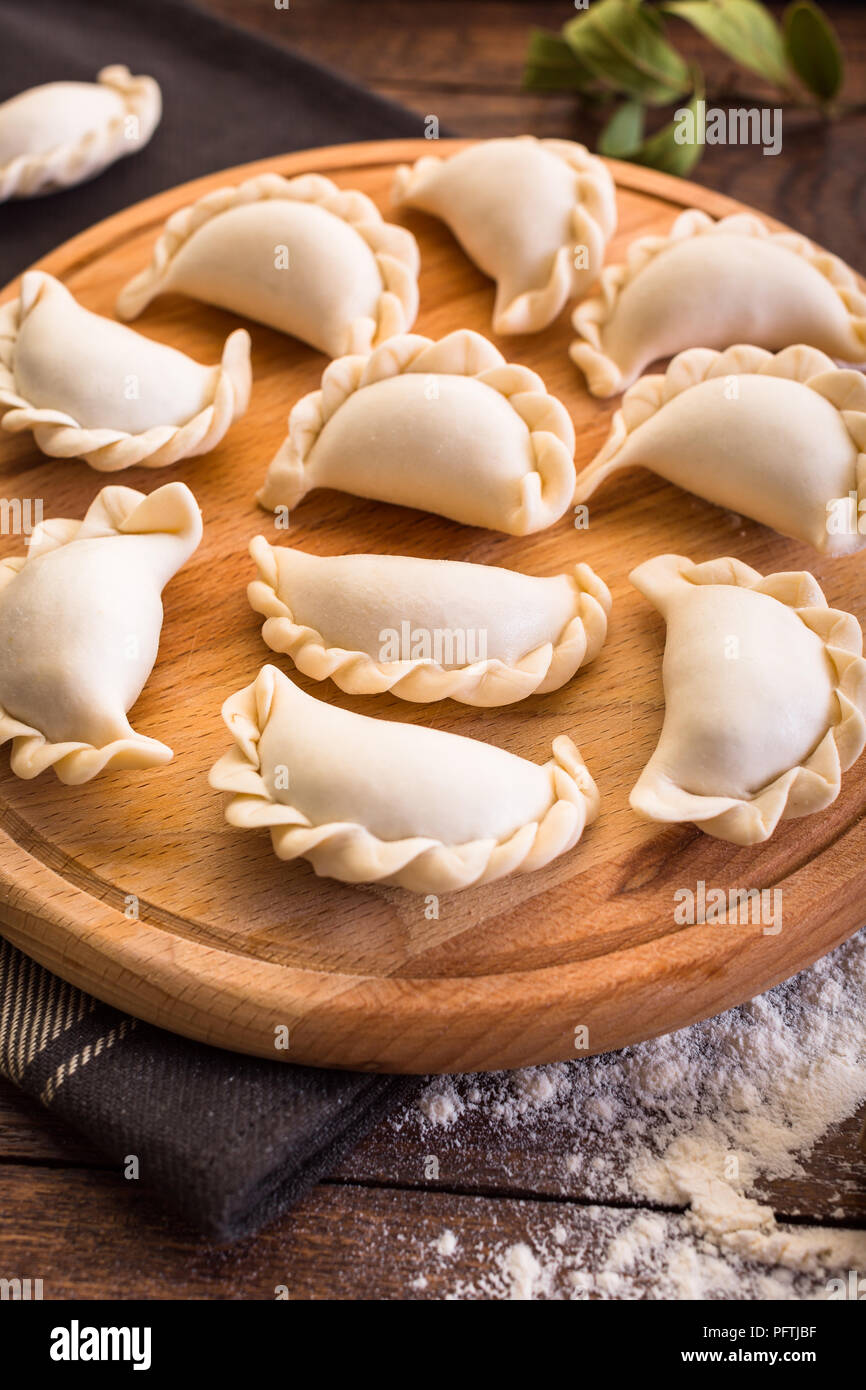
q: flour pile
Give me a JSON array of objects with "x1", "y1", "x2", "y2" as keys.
[{"x1": 406, "y1": 929, "x2": 866, "y2": 1299}]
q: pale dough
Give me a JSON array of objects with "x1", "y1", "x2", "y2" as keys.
[
  {"x1": 258, "y1": 330, "x2": 576, "y2": 535},
  {"x1": 248, "y1": 539, "x2": 611, "y2": 705},
  {"x1": 0, "y1": 482, "x2": 202, "y2": 782},
  {"x1": 574, "y1": 345, "x2": 866, "y2": 554},
  {"x1": 208, "y1": 665, "x2": 600, "y2": 892},
  {"x1": 393, "y1": 137, "x2": 616, "y2": 333},
  {"x1": 571, "y1": 210, "x2": 866, "y2": 397},
  {"x1": 0, "y1": 272, "x2": 250, "y2": 469},
  {"x1": 630, "y1": 554, "x2": 866, "y2": 844},
  {"x1": 0, "y1": 66, "x2": 161, "y2": 201},
  {"x1": 116, "y1": 172, "x2": 420, "y2": 357}
]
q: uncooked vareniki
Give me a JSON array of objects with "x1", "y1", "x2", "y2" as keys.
[
  {"x1": 0, "y1": 66, "x2": 161, "y2": 202},
  {"x1": 630, "y1": 554, "x2": 866, "y2": 845},
  {"x1": 116, "y1": 172, "x2": 420, "y2": 357},
  {"x1": 571, "y1": 210, "x2": 866, "y2": 397},
  {"x1": 247, "y1": 539, "x2": 611, "y2": 706},
  {"x1": 393, "y1": 137, "x2": 616, "y2": 334},
  {"x1": 574, "y1": 345, "x2": 866, "y2": 555},
  {"x1": 208, "y1": 665, "x2": 599, "y2": 892},
  {"x1": 258, "y1": 330, "x2": 576, "y2": 535},
  {"x1": 0, "y1": 272, "x2": 251, "y2": 469},
  {"x1": 0, "y1": 482, "x2": 202, "y2": 783}
]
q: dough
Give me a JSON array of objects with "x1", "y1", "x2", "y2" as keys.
[
  {"x1": 116, "y1": 172, "x2": 420, "y2": 357},
  {"x1": 258, "y1": 330, "x2": 576, "y2": 535},
  {"x1": 209, "y1": 665, "x2": 600, "y2": 892},
  {"x1": 0, "y1": 482, "x2": 202, "y2": 782},
  {"x1": 0, "y1": 272, "x2": 250, "y2": 469},
  {"x1": 248, "y1": 539, "x2": 611, "y2": 705},
  {"x1": 574, "y1": 344, "x2": 866, "y2": 554},
  {"x1": 393, "y1": 136, "x2": 616, "y2": 333},
  {"x1": 0, "y1": 66, "x2": 161, "y2": 201},
  {"x1": 571, "y1": 210, "x2": 866, "y2": 397},
  {"x1": 630, "y1": 554, "x2": 866, "y2": 843}
]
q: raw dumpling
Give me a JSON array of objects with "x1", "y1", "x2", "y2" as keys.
[
  {"x1": 0, "y1": 272, "x2": 251, "y2": 469},
  {"x1": 574, "y1": 345, "x2": 866, "y2": 555},
  {"x1": 0, "y1": 66, "x2": 161, "y2": 202},
  {"x1": 571, "y1": 210, "x2": 866, "y2": 397},
  {"x1": 116, "y1": 172, "x2": 420, "y2": 358},
  {"x1": 0, "y1": 482, "x2": 202, "y2": 783},
  {"x1": 258, "y1": 330, "x2": 576, "y2": 535},
  {"x1": 393, "y1": 136, "x2": 616, "y2": 333},
  {"x1": 248, "y1": 539, "x2": 611, "y2": 705},
  {"x1": 208, "y1": 665, "x2": 599, "y2": 892},
  {"x1": 630, "y1": 554, "x2": 866, "y2": 844}
]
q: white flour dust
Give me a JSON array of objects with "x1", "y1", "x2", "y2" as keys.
[{"x1": 403, "y1": 929, "x2": 866, "y2": 1299}]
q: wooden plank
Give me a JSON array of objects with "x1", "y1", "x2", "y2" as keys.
[
  {"x1": 1, "y1": 1064, "x2": 862, "y2": 1225},
  {"x1": 0, "y1": 1079, "x2": 103, "y2": 1164},
  {"x1": 337, "y1": 1098, "x2": 866, "y2": 1224},
  {"x1": 0, "y1": 1164, "x2": 863, "y2": 1299}
]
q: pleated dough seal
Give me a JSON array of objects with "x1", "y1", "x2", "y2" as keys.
[
  {"x1": 258, "y1": 330, "x2": 576, "y2": 535},
  {"x1": 247, "y1": 539, "x2": 611, "y2": 706},
  {"x1": 575, "y1": 345, "x2": 866, "y2": 555},
  {"x1": 571, "y1": 210, "x2": 866, "y2": 397},
  {"x1": 208, "y1": 665, "x2": 600, "y2": 892},
  {"x1": 630, "y1": 554, "x2": 866, "y2": 845},
  {"x1": 116, "y1": 172, "x2": 420, "y2": 358},
  {"x1": 0, "y1": 482, "x2": 202, "y2": 783},
  {"x1": 0, "y1": 272, "x2": 251, "y2": 469},
  {"x1": 0, "y1": 66, "x2": 161, "y2": 202},
  {"x1": 393, "y1": 136, "x2": 616, "y2": 334}
]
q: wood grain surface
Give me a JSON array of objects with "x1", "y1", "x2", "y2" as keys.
[
  {"x1": 1, "y1": 138, "x2": 865, "y2": 1075},
  {"x1": 1, "y1": 1066, "x2": 863, "y2": 1298}
]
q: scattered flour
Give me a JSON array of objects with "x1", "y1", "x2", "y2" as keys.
[
  {"x1": 417, "y1": 1090, "x2": 463, "y2": 1127},
  {"x1": 435, "y1": 1229, "x2": 458, "y2": 1257},
  {"x1": 503, "y1": 1243, "x2": 543, "y2": 1300},
  {"x1": 405, "y1": 929, "x2": 866, "y2": 1299}
]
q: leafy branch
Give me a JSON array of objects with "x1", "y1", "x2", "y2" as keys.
[{"x1": 523, "y1": 0, "x2": 844, "y2": 175}]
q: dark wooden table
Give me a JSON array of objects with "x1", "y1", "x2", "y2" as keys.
[{"x1": 1, "y1": 0, "x2": 864, "y2": 1299}]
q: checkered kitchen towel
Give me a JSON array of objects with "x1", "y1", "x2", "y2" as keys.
[{"x1": 0, "y1": 0, "x2": 429, "y2": 1240}]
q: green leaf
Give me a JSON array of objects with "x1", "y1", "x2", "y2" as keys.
[
  {"x1": 522, "y1": 28, "x2": 599, "y2": 92},
  {"x1": 633, "y1": 107, "x2": 704, "y2": 176},
  {"x1": 663, "y1": 0, "x2": 790, "y2": 89},
  {"x1": 629, "y1": 76, "x2": 706, "y2": 176},
  {"x1": 784, "y1": 1, "x2": 844, "y2": 103},
  {"x1": 598, "y1": 99, "x2": 646, "y2": 157},
  {"x1": 564, "y1": 0, "x2": 691, "y2": 106}
]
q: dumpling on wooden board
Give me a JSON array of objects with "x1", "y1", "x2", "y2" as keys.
[
  {"x1": 209, "y1": 665, "x2": 600, "y2": 893},
  {"x1": 258, "y1": 330, "x2": 577, "y2": 535},
  {"x1": 629, "y1": 554, "x2": 866, "y2": 845},
  {"x1": 0, "y1": 272, "x2": 251, "y2": 469},
  {"x1": 574, "y1": 344, "x2": 866, "y2": 555},
  {"x1": 0, "y1": 483, "x2": 202, "y2": 783},
  {"x1": 247, "y1": 539, "x2": 611, "y2": 706},
  {"x1": 393, "y1": 136, "x2": 616, "y2": 333},
  {"x1": 570, "y1": 210, "x2": 866, "y2": 398},
  {"x1": 116, "y1": 172, "x2": 420, "y2": 358}
]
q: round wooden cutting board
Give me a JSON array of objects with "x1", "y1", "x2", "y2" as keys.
[{"x1": 0, "y1": 139, "x2": 864, "y2": 1075}]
